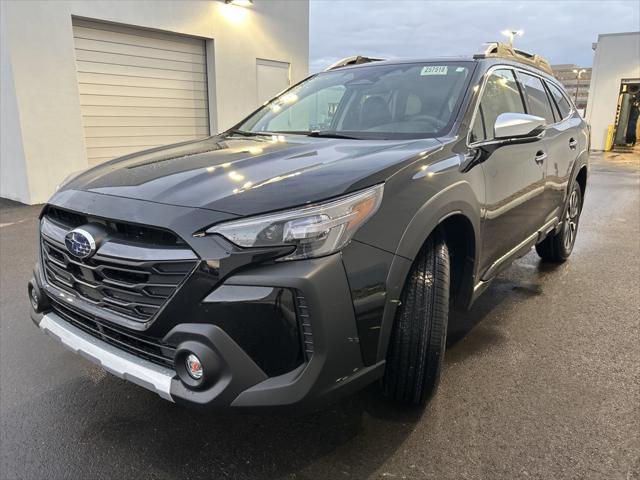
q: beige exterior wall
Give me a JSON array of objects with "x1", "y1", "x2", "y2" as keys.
[
  {"x1": 585, "y1": 32, "x2": 640, "y2": 151},
  {"x1": 0, "y1": 0, "x2": 309, "y2": 204}
]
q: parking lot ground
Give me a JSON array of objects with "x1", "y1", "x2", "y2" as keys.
[{"x1": 1, "y1": 152, "x2": 639, "y2": 480}]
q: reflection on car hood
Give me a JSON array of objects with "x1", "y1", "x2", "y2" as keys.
[{"x1": 63, "y1": 134, "x2": 442, "y2": 216}]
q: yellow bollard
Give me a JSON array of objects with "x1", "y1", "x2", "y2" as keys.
[{"x1": 605, "y1": 124, "x2": 615, "y2": 151}]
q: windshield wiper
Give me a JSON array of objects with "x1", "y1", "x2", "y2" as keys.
[
  {"x1": 227, "y1": 129, "x2": 277, "y2": 137},
  {"x1": 307, "y1": 131, "x2": 362, "y2": 140},
  {"x1": 229, "y1": 129, "x2": 362, "y2": 140}
]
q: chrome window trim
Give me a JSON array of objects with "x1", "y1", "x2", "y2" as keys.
[
  {"x1": 544, "y1": 79, "x2": 577, "y2": 122},
  {"x1": 515, "y1": 70, "x2": 558, "y2": 124},
  {"x1": 466, "y1": 63, "x2": 575, "y2": 148}
]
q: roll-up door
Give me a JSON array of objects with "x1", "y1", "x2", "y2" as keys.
[{"x1": 72, "y1": 19, "x2": 209, "y2": 166}]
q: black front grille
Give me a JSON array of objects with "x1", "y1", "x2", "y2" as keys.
[
  {"x1": 51, "y1": 300, "x2": 175, "y2": 368},
  {"x1": 40, "y1": 209, "x2": 197, "y2": 323},
  {"x1": 41, "y1": 237, "x2": 195, "y2": 322},
  {"x1": 46, "y1": 206, "x2": 185, "y2": 247}
]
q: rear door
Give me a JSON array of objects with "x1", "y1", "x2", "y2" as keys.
[
  {"x1": 543, "y1": 81, "x2": 582, "y2": 220},
  {"x1": 470, "y1": 68, "x2": 547, "y2": 278},
  {"x1": 516, "y1": 70, "x2": 563, "y2": 222}
]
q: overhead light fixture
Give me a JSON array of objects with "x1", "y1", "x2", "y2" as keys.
[
  {"x1": 501, "y1": 29, "x2": 524, "y2": 47},
  {"x1": 225, "y1": 0, "x2": 253, "y2": 6}
]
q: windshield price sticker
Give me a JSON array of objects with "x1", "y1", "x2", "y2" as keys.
[{"x1": 421, "y1": 65, "x2": 448, "y2": 76}]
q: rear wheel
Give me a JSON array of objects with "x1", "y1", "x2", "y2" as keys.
[
  {"x1": 383, "y1": 230, "x2": 449, "y2": 405},
  {"x1": 536, "y1": 182, "x2": 582, "y2": 262}
]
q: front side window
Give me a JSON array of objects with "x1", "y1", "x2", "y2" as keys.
[
  {"x1": 547, "y1": 82, "x2": 573, "y2": 120},
  {"x1": 238, "y1": 62, "x2": 473, "y2": 139},
  {"x1": 470, "y1": 69, "x2": 525, "y2": 142},
  {"x1": 518, "y1": 72, "x2": 555, "y2": 124}
]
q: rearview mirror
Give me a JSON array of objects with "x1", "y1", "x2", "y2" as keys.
[{"x1": 494, "y1": 112, "x2": 545, "y2": 139}]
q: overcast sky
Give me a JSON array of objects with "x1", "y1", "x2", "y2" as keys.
[{"x1": 309, "y1": 0, "x2": 640, "y2": 72}]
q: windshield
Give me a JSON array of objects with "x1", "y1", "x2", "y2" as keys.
[{"x1": 237, "y1": 62, "x2": 473, "y2": 140}]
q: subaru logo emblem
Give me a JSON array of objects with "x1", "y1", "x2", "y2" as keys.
[{"x1": 64, "y1": 228, "x2": 97, "y2": 259}]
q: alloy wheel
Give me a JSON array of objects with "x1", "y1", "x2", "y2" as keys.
[{"x1": 563, "y1": 188, "x2": 580, "y2": 250}]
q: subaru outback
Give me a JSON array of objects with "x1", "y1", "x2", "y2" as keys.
[{"x1": 29, "y1": 42, "x2": 589, "y2": 410}]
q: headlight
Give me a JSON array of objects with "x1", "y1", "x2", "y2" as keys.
[{"x1": 206, "y1": 184, "x2": 384, "y2": 261}]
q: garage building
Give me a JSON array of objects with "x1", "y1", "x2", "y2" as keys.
[
  {"x1": 585, "y1": 31, "x2": 640, "y2": 151},
  {"x1": 1, "y1": 0, "x2": 309, "y2": 204}
]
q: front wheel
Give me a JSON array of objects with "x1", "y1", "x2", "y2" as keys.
[
  {"x1": 536, "y1": 182, "x2": 583, "y2": 262},
  {"x1": 383, "y1": 230, "x2": 450, "y2": 406}
]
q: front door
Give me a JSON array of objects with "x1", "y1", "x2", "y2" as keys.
[{"x1": 469, "y1": 68, "x2": 547, "y2": 277}]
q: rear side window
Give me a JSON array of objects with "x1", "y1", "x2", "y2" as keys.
[
  {"x1": 518, "y1": 72, "x2": 555, "y2": 124},
  {"x1": 547, "y1": 82, "x2": 572, "y2": 120},
  {"x1": 470, "y1": 69, "x2": 525, "y2": 142}
]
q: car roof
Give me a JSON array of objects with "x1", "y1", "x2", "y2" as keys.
[
  {"x1": 329, "y1": 56, "x2": 557, "y2": 83},
  {"x1": 330, "y1": 56, "x2": 475, "y2": 69}
]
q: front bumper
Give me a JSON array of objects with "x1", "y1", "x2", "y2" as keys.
[
  {"x1": 31, "y1": 252, "x2": 385, "y2": 410},
  {"x1": 36, "y1": 311, "x2": 175, "y2": 401}
]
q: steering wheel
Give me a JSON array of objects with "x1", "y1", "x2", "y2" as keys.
[{"x1": 410, "y1": 114, "x2": 447, "y2": 130}]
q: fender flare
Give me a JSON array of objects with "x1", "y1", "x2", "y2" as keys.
[
  {"x1": 551, "y1": 152, "x2": 589, "y2": 236},
  {"x1": 375, "y1": 181, "x2": 482, "y2": 362},
  {"x1": 570, "y1": 154, "x2": 589, "y2": 194}
]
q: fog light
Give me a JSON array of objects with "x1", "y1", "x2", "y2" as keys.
[
  {"x1": 185, "y1": 353, "x2": 203, "y2": 380},
  {"x1": 28, "y1": 281, "x2": 49, "y2": 313},
  {"x1": 29, "y1": 286, "x2": 40, "y2": 311}
]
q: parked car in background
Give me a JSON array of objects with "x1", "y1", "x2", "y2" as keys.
[{"x1": 29, "y1": 42, "x2": 589, "y2": 410}]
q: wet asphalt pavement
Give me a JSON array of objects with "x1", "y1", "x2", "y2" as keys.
[{"x1": 1, "y1": 153, "x2": 638, "y2": 480}]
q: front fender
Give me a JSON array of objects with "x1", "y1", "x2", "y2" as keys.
[
  {"x1": 375, "y1": 180, "x2": 483, "y2": 363},
  {"x1": 394, "y1": 180, "x2": 482, "y2": 260}
]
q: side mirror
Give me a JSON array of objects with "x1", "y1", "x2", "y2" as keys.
[{"x1": 494, "y1": 112, "x2": 545, "y2": 140}]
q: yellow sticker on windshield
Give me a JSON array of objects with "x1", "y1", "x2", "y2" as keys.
[{"x1": 421, "y1": 66, "x2": 448, "y2": 76}]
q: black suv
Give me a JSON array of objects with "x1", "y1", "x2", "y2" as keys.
[{"x1": 29, "y1": 43, "x2": 589, "y2": 410}]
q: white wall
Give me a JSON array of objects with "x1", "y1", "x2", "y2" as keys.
[
  {"x1": 585, "y1": 32, "x2": 640, "y2": 151},
  {"x1": 1, "y1": 4, "x2": 30, "y2": 203},
  {"x1": 0, "y1": 0, "x2": 309, "y2": 204}
]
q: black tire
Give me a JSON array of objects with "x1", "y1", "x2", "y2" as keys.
[
  {"x1": 536, "y1": 181, "x2": 583, "y2": 262},
  {"x1": 383, "y1": 229, "x2": 450, "y2": 405}
]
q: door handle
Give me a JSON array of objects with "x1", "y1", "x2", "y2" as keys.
[
  {"x1": 569, "y1": 138, "x2": 578, "y2": 150},
  {"x1": 534, "y1": 151, "x2": 547, "y2": 165}
]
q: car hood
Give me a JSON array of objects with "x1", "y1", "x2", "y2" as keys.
[{"x1": 63, "y1": 134, "x2": 442, "y2": 216}]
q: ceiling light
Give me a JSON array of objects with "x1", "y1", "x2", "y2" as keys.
[
  {"x1": 225, "y1": 0, "x2": 253, "y2": 6},
  {"x1": 501, "y1": 29, "x2": 524, "y2": 46}
]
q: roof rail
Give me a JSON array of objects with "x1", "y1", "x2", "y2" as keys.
[
  {"x1": 473, "y1": 42, "x2": 553, "y2": 75},
  {"x1": 324, "y1": 55, "x2": 385, "y2": 71}
]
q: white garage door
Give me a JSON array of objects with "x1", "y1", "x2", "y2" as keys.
[{"x1": 72, "y1": 19, "x2": 210, "y2": 166}]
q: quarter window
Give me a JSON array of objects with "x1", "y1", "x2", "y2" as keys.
[
  {"x1": 518, "y1": 72, "x2": 555, "y2": 124},
  {"x1": 470, "y1": 69, "x2": 525, "y2": 142},
  {"x1": 546, "y1": 82, "x2": 572, "y2": 120}
]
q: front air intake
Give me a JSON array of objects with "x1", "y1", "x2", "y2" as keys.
[{"x1": 295, "y1": 292, "x2": 314, "y2": 361}]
